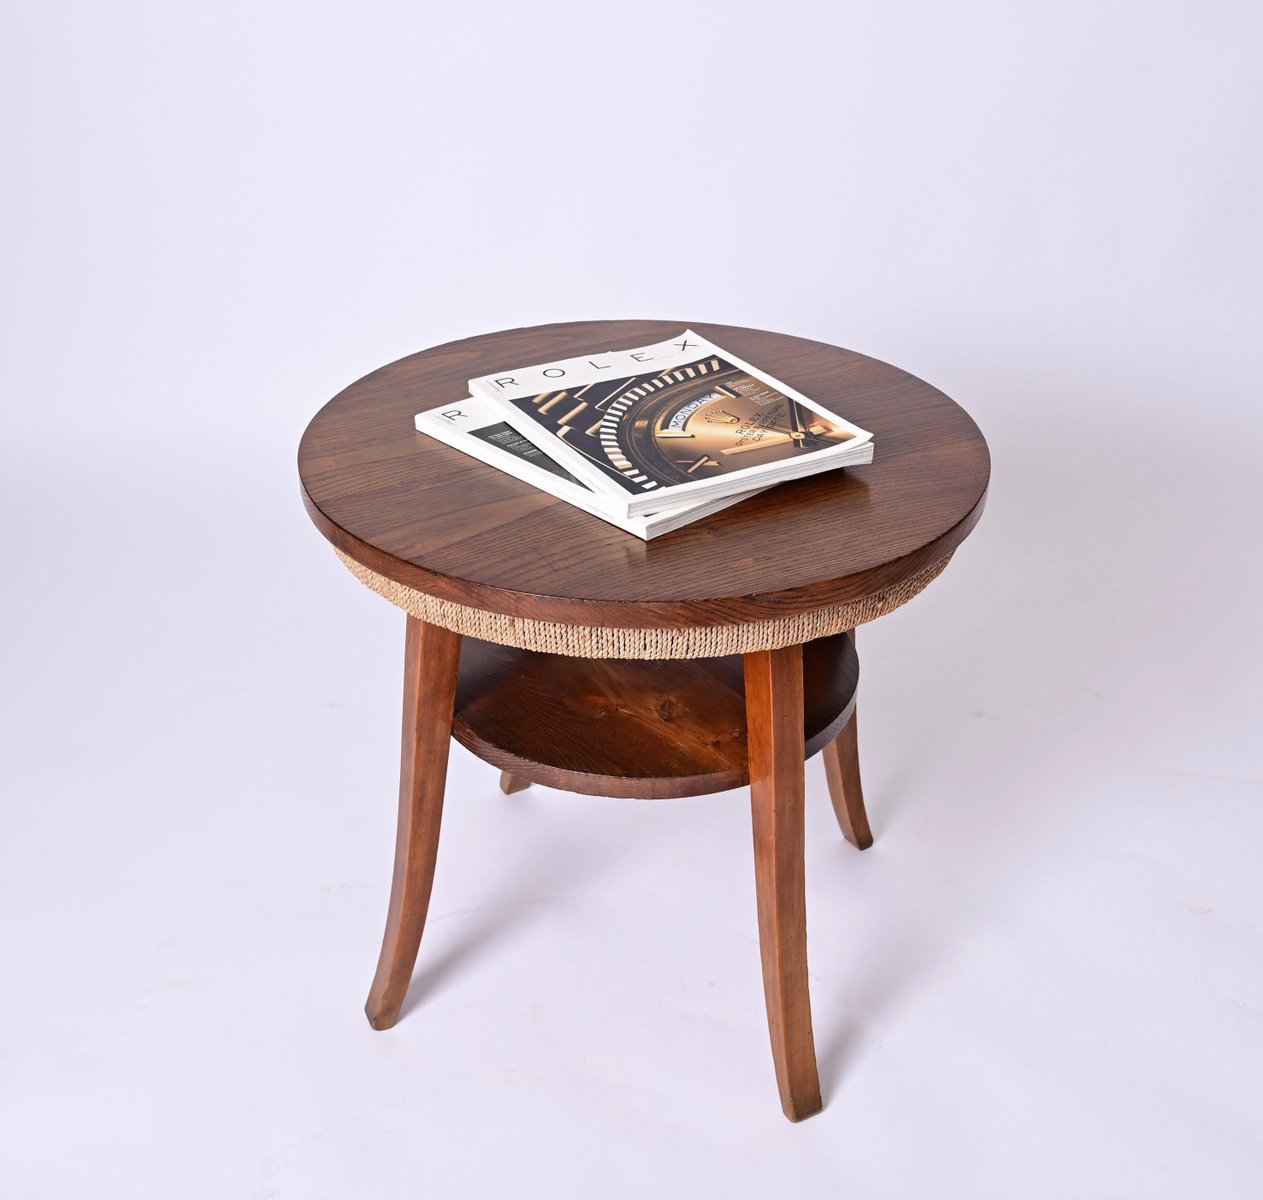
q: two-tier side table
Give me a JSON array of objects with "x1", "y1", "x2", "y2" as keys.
[{"x1": 298, "y1": 319, "x2": 989, "y2": 1121}]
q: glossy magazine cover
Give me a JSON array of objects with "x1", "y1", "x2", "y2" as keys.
[{"x1": 468, "y1": 330, "x2": 873, "y2": 516}]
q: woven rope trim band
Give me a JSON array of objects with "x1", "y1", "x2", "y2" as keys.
[{"x1": 333, "y1": 548, "x2": 952, "y2": 660}]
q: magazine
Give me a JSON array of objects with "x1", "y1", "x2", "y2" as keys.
[
  {"x1": 467, "y1": 330, "x2": 874, "y2": 518},
  {"x1": 414, "y1": 397, "x2": 768, "y2": 540}
]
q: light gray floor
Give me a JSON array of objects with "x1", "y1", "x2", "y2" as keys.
[{"x1": 3, "y1": 3, "x2": 1261, "y2": 1196}]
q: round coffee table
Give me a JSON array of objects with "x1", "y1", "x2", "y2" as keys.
[{"x1": 298, "y1": 319, "x2": 989, "y2": 1121}]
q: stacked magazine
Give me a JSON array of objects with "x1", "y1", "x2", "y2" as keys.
[{"x1": 415, "y1": 330, "x2": 874, "y2": 539}]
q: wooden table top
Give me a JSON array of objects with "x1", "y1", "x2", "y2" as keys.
[{"x1": 298, "y1": 320, "x2": 989, "y2": 630}]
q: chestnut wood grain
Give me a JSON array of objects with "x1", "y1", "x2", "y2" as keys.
[
  {"x1": 745, "y1": 643, "x2": 822, "y2": 1122},
  {"x1": 299, "y1": 321, "x2": 989, "y2": 630},
  {"x1": 364, "y1": 617, "x2": 462, "y2": 1031},
  {"x1": 822, "y1": 710, "x2": 872, "y2": 850},
  {"x1": 498, "y1": 771, "x2": 530, "y2": 795},
  {"x1": 451, "y1": 633, "x2": 858, "y2": 799}
]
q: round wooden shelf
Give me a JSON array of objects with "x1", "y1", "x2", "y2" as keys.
[{"x1": 451, "y1": 632, "x2": 859, "y2": 799}]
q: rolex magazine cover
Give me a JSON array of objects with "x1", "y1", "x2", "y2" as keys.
[
  {"x1": 467, "y1": 330, "x2": 874, "y2": 518},
  {"x1": 414, "y1": 397, "x2": 766, "y2": 540}
]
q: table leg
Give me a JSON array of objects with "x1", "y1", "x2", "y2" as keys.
[
  {"x1": 365, "y1": 615, "x2": 462, "y2": 1031},
  {"x1": 822, "y1": 710, "x2": 872, "y2": 850},
  {"x1": 821, "y1": 631, "x2": 872, "y2": 849},
  {"x1": 744, "y1": 642, "x2": 823, "y2": 1122}
]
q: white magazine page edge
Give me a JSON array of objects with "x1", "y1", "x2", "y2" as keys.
[
  {"x1": 416, "y1": 397, "x2": 738, "y2": 519},
  {"x1": 414, "y1": 401, "x2": 648, "y2": 535},
  {"x1": 414, "y1": 398, "x2": 770, "y2": 535},
  {"x1": 621, "y1": 438, "x2": 875, "y2": 516}
]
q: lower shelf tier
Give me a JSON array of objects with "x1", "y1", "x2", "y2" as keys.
[{"x1": 452, "y1": 632, "x2": 858, "y2": 799}]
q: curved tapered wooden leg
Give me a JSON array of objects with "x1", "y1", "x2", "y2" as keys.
[
  {"x1": 822, "y1": 707, "x2": 872, "y2": 850},
  {"x1": 823, "y1": 631, "x2": 872, "y2": 850},
  {"x1": 365, "y1": 616, "x2": 462, "y2": 1031},
  {"x1": 745, "y1": 643, "x2": 822, "y2": 1122},
  {"x1": 499, "y1": 770, "x2": 530, "y2": 794}
]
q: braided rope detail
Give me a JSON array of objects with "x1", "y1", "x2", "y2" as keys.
[{"x1": 333, "y1": 548, "x2": 951, "y2": 660}]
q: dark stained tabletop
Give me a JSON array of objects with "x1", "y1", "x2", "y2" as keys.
[{"x1": 299, "y1": 320, "x2": 989, "y2": 629}]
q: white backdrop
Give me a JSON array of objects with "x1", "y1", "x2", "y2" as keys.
[{"x1": 3, "y1": 3, "x2": 1261, "y2": 1196}]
